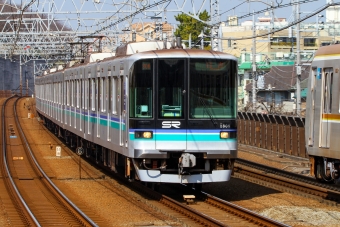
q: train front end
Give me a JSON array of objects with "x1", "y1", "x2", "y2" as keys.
[{"x1": 128, "y1": 49, "x2": 238, "y2": 184}]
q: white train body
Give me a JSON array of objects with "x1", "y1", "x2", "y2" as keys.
[
  {"x1": 306, "y1": 43, "x2": 340, "y2": 182},
  {"x1": 35, "y1": 41, "x2": 238, "y2": 184}
]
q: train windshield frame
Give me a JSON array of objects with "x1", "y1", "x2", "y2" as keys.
[
  {"x1": 157, "y1": 59, "x2": 185, "y2": 119},
  {"x1": 129, "y1": 59, "x2": 153, "y2": 118},
  {"x1": 189, "y1": 59, "x2": 237, "y2": 119},
  {"x1": 129, "y1": 58, "x2": 237, "y2": 119}
]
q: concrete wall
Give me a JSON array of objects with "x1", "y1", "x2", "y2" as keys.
[{"x1": 0, "y1": 57, "x2": 35, "y2": 96}]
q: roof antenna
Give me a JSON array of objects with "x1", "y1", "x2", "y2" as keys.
[
  {"x1": 171, "y1": 38, "x2": 176, "y2": 49},
  {"x1": 176, "y1": 37, "x2": 182, "y2": 49},
  {"x1": 163, "y1": 38, "x2": 167, "y2": 49}
]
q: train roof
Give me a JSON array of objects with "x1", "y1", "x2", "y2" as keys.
[
  {"x1": 39, "y1": 40, "x2": 237, "y2": 76},
  {"x1": 115, "y1": 40, "x2": 181, "y2": 56},
  {"x1": 114, "y1": 40, "x2": 237, "y2": 60},
  {"x1": 314, "y1": 43, "x2": 340, "y2": 58}
]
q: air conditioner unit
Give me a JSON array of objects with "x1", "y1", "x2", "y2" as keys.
[
  {"x1": 276, "y1": 52, "x2": 283, "y2": 58},
  {"x1": 244, "y1": 79, "x2": 252, "y2": 85}
]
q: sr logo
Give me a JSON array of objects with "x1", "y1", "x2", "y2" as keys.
[{"x1": 162, "y1": 121, "x2": 181, "y2": 128}]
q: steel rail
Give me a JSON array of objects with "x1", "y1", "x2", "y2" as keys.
[
  {"x1": 13, "y1": 97, "x2": 99, "y2": 227},
  {"x1": 1, "y1": 96, "x2": 40, "y2": 226}
]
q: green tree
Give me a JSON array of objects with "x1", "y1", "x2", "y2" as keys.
[{"x1": 174, "y1": 10, "x2": 210, "y2": 49}]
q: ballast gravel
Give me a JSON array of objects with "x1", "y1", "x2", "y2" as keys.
[{"x1": 0, "y1": 98, "x2": 339, "y2": 226}]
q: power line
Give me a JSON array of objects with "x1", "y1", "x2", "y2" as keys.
[
  {"x1": 218, "y1": 2, "x2": 340, "y2": 41},
  {"x1": 91, "y1": 0, "x2": 171, "y2": 35}
]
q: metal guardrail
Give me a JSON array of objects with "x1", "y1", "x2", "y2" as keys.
[{"x1": 237, "y1": 112, "x2": 307, "y2": 158}]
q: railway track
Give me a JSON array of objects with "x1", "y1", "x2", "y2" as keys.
[
  {"x1": 34, "y1": 100, "x2": 289, "y2": 226},
  {"x1": 0, "y1": 98, "x2": 30, "y2": 226},
  {"x1": 157, "y1": 183, "x2": 289, "y2": 227},
  {"x1": 1, "y1": 96, "x2": 97, "y2": 226},
  {"x1": 235, "y1": 158, "x2": 340, "y2": 206},
  {"x1": 14, "y1": 95, "x2": 325, "y2": 226}
]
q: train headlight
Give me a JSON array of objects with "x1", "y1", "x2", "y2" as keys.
[
  {"x1": 220, "y1": 131, "x2": 229, "y2": 139},
  {"x1": 135, "y1": 131, "x2": 153, "y2": 139},
  {"x1": 143, "y1": 131, "x2": 152, "y2": 138}
]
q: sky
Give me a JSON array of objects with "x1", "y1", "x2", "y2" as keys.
[{"x1": 14, "y1": 0, "x2": 335, "y2": 31}]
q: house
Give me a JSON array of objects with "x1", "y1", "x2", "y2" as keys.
[{"x1": 244, "y1": 65, "x2": 309, "y2": 114}]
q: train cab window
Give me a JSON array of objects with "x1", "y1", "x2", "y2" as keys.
[
  {"x1": 130, "y1": 60, "x2": 153, "y2": 118},
  {"x1": 189, "y1": 59, "x2": 237, "y2": 119},
  {"x1": 158, "y1": 59, "x2": 185, "y2": 118}
]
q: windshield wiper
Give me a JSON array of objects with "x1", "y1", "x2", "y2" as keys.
[{"x1": 199, "y1": 97, "x2": 218, "y2": 127}]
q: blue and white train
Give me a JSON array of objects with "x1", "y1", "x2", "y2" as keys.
[{"x1": 35, "y1": 40, "x2": 238, "y2": 185}]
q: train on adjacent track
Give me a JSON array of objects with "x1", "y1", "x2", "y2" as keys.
[
  {"x1": 35, "y1": 39, "x2": 238, "y2": 185},
  {"x1": 306, "y1": 43, "x2": 340, "y2": 183}
]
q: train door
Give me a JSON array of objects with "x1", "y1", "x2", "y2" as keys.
[
  {"x1": 76, "y1": 79, "x2": 80, "y2": 130},
  {"x1": 80, "y1": 73, "x2": 85, "y2": 136},
  {"x1": 119, "y1": 75, "x2": 127, "y2": 147},
  {"x1": 155, "y1": 59, "x2": 187, "y2": 150},
  {"x1": 107, "y1": 69, "x2": 112, "y2": 142},
  {"x1": 96, "y1": 77, "x2": 100, "y2": 138},
  {"x1": 308, "y1": 69, "x2": 317, "y2": 146},
  {"x1": 319, "y1": 68, "x2": 333, "y2": 148}
]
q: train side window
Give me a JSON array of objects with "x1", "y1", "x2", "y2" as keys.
[
  {"x1": 67, "y1": 81, "x2": 70, "y2": 106},
  {"x1": 74, "y1": 80, "x2": 77, "y2": 107},
  {"x1": 87, "y1": 79, "x2": 90, "y2": 110},
  {"x1": 58, "y1": 82, "x2": 60, "y2": 104},
  {"x1": 56, "y1": 82, "x2": 59, "y2": 104},
  {"x1": 323, "y1": 73, "x2": 328, "y2": 113},
  {"x1": 81, "y1": 79, "x2": 84, "y2": 109},
  {"x1": 97, "y1": 78, "x2": 101, "y2": 112},
  {"x1": 91, "y1": 78, "x2": 95, "y2": 111},
  {"x1": 76, "y1": 80, "x2": 80, "y2": 108},
  {"x1": 71, "y1": 80, "x2": 74, "y2": 107},
  {"x1": 70, "y1": 80, "x2": 72, "y2": 107},
  {"x1": 84, "y1": 79, "x2": 88, "y2": 110},
  {"x1": 59, "y1": 82, "x2": 63, "y2": 105},
  {"x1": 53, "y1": 83, "x2": 56, "y2": 103},
  {"x1": 64, "y1": 81, "x2": 66, "y2": 106},
  {"x1": 101, "y1": 77, "x2": 105, "y2": 112},
  {"x1": 323, "y1": 72, "x2": 333, "y2": 114},
  {"x1": 90, "y1": 79, "x2": 93, "y2": 110},
  {"x1": 108, "y1": 77, "x2": 111, "y2": 112},
  {"x1": 330, "y1": 72, "x2": 333, "y2": 113},
  {"x1": 113, "y1": 77, "x2": 118, "y2": 114}
]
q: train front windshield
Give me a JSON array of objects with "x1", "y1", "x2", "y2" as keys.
[{"x1": 129, "y1": 58, "x2": 237, "y2": 119}]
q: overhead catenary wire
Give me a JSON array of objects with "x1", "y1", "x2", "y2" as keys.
[
  {"x1": 215, "y1": 2, "x2": 340, "y2": 41},
  {"x1": 8, "y1": 0, "x2": 37, "y2": 59}
]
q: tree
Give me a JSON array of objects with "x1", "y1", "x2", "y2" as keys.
[{"x1": 174, "y1": 10, "x2": 210, "y2": 49}]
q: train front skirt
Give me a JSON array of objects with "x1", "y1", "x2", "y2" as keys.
[{"x1": 135, "y1": 169, "x2": 232, "y2": 183}]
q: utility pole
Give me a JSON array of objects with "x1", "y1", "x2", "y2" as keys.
[
  {"x1": 296, "y1": 1, "x2": 301, "y2": 115},
  {"x1": 25, "y1": 70, "x2": 28, "y2": 96},
  {"x1": 252, "y1": 11, "x2": 257, "y2": 109},
  {"x1": 210, "y1": 0, "x2": 220, "y2": 51},
  {"x1": 20, "y1": 56, "x2": 22, "y2": 96}
]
